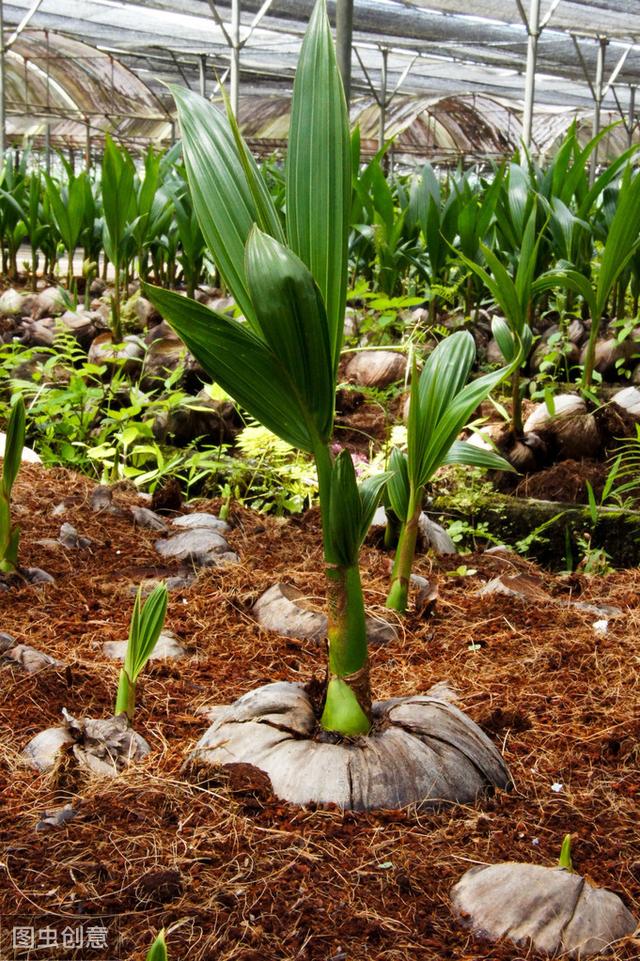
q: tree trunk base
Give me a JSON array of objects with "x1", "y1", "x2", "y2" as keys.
[{"x1": 190, "y1": 681, "x2": 511, "y2": 810}]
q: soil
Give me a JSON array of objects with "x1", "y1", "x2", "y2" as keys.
[
  {"x1": 513, "y1": 459, "x2": 610, "y2": 503},
  {"x1": 1, "y1": 463, "x2": 639, "y2": 961}
]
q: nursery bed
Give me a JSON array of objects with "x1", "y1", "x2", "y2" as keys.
[{"x1": 1, "y1": 463, "x2": 639, "y2": 961}]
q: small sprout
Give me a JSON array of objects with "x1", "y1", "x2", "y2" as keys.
[
  {"x1": 146, "y1": 929, "x2": 168, "y2": 961},
  {"x1": 115, "y1": 584, "x2": 168, "y2": 721},
  {"x1": 446, "y1": 565, "x2": 478, "y2": 578},
  {"x1": 558, "y1": 834, "x2": 574, "y2": 872}
]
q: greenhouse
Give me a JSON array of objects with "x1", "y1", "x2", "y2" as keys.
[{"x1": 1, "y1": 2, "x2": 640, "y2": 960}]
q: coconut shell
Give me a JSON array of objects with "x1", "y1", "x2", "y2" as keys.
[
  {"x1": 451, "y1": 861, "x2": 637, "y2": 958},
  {"x1": 611, "y1": 386, "x2": 640, "y2": 418},
  {"x1": 152, "y1": 390, "x2": 241, "y2": 446},
  {"x1": 18, "y1": 316, "x2": 57, "y2": 347},
  {"x1": 33, "y1": 286, "x2": 66, "y2": 319},
  {"x1": 581, "y1": 337, "x2": 637, "y2": 380},
  {"x1": 23, "y1": 712, "x2": 151, "y2": 775},
  {"x1": 103, "y1": 630, "x2": 185, "y2": 662},
  {"x1": 524, "y1": 395, "x2": 600, "y2": 461},
  {"x1": 141, "y1": 334, "x2": 185, "y2": 385},
  {"x1": 252, "y1": 582, "x2": 397, "y2": 645},
  {"x1": 155, "y1": 527, "x2": 237, "y2": 567},
  {"x1": 88, "y1": 332, "x2": 145, "y2": 376},
  {"x1": 345, "y1": 350, "x2": 407, "y2": 389},
  {"x1": 190, "y1": 681, "x2": 511, "y2": 810},
  {"x1": 1, "y1": 643, "x2": 61, "y2": 673},
  {"x1": 0, "y1": 288, "x2": 32, "y2": 317},
  {"x1": 524, "y1": 394, "x2": 586, "y2": 432},
  {"x1": 0, "y1": 433, "x2": 41, "y2": 463}
]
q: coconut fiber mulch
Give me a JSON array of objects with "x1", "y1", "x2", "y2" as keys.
[{"x1": 1, "y1": 463, "x2": 639, "y2": 961}]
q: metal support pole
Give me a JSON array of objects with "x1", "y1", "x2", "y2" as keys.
[
  {"x1": 199, "y1": 54, "x2": 206, "y2": 98},
  {"x1": 85, "y1": 117, "x2": 91, "y2": 171},
  {"x1": 628, "y1": 85, "x2": 636, "y2": 148},
  {"x1": 44, "y1": 122, "x2": 50, "y2": 172},
  {"x1": 230, "y1": 0, "x2": 240, "y2": 118},
  {"x1": 521, "y1": 0, "x2": 540, "y2": 152},
  {"x1": 336, "y1": 0, "x2": 354, "y2": 107},
  {"x1": 590, "y1": 37, "x2": 608, "y2": 184},
  {"x1": 379, "y1": 47, "x2": 388, "y2": 153},
  {"x1": 0, "y1": 0, "x2": 6, "y2": 165}
]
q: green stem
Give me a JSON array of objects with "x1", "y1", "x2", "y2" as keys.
[
  {"x1": 385, "y1": 487, "x2": 422, "y2": 613},
  {"x1": 511, "y1": 368, "x2": 523, "y2": 436},
  {"x1": 115, "y1": 668, "x2": 135, "y2": 720},
  {"x1": 111, "y1": 264, "x2": 123, "y2": 342},
  {"x1": 581, "y1": 310, "x2": 602, "y2": 390},
  {"x1": 314, "y1": 443, "x2": 371, "y2": 736}
]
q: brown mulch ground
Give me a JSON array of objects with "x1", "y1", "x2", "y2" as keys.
[
  {"x1": 1, "y1": 464, "x2": 639, "y2": 961},
  {"x1": 513, "y1": 459, "x2": 610, "y2": 503}
]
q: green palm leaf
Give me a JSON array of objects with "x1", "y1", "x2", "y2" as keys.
[
  {"x1": 145, "y1": 285, "x2": 318, "y2": 453},
  {"x1": 408, "y1": 333, "x2": 509, "y2": 491},
  {"x1": 286, "y1": 0, "x2": 351, "y2": 375},
  {"x1": 386, "y1": 448, "x2": 410, "y2": 522},
  {"x1": 171, "y1": 85, "x2": 284, "y2": 328},
  {"x1": 2, "y1": 396, "x2": 26, "y2": 495},
  {"x1": 596, "y1": 165, "x2": 640, "y2": 317},
  {"x1": 442, "y1": 440, "x2": 514, "y2": 472},
  {"x1": 245, "y1": 227, "x2": 334, "y2": 441}
]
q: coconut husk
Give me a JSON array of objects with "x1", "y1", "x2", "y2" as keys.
[
  {"x1": 33, "y1": 286, "x2": 66, "y2": 319},
  {"x1": 611, "y1": 387, "x2": 640, "y2": 418},
  {"x1": 190, "y1": 681, "x2": 511, "y2": 810},
  {"x1": 252, "y1": 582, "x2": 397, "y2": 645},
  {"x1": 345, "y1": 350, "x2": 407, "y2": 389},
  {"x1": 23, "y1": 711, "x2": 151, "y2": 775},
  {"x1": 87, "y1": 332, "x2": 145, "y2": 376},
  {"x1": 524, "y1": 395, "x2": 600, "y2": 461},
  {"x1": 152, "y1": 390, "x2": 241, "y2": 447},
  {"x1": 451, "y1": 861, "x2": 637, "y2": 958}
]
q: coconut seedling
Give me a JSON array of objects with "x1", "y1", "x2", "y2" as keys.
[
  {"x1": 458, "y1": 204, "x2": 550, "y2": 438},
  {"x1": 23, "y1": 584, "x2": 166, "y2": 774},
  {"x1": 540, "y1": 162, "x2": 640, "y2": 390},
  {"x1": 102, "y1": 136, "x2": 136, "y2": 343},
  {"x1": 450, "y1": 834, "x2": 638, "y2": 959},
  {"x1": 145, "y1": 0, "x2": 510, "y2": 809},
  {"x1": 385, "y1": 332, "x2": 513, "y2": 614},
  {"x1": 0, "y1": 397, "x2": 26, "y2": 575},
  {"x1": 115, "y1": 583, "x2": 168, "y2": 721}
]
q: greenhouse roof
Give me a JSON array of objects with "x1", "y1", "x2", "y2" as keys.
[{"x1": 3, "y1": 1, "x2": 640, "y2": 148}]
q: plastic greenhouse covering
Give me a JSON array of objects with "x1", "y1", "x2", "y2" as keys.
[{"x1": 2, "y1": 0, "x2": 640, "y2": 158}]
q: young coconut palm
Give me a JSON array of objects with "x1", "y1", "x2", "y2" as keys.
[
  {"x1": 146, "y1": 0, "x2": 377, "y2": 737},
  {"x1": 539, "y1": 163, "x2": 640, "y2": 390},
  {"x1": 115, "y1": 583, "x2": 168, "y2": 721},
  {"x1": 458, "y1": 204, "x2": 546, "y2": 437},
  {"x1": 385, "y1": 332, "x2": 513, "y2": 614},
  {"x1": 23, "y1": 584, "x2": 164, "y2": 775},
  {"x1": 0, "y1": 397, "x2": 26, "y2": 574},
  {"x1": 145, "y1": 0, "x2": 510, "y2": 808}
]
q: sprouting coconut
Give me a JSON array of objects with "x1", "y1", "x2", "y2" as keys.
[
  {"x1": 144, "y1": 0, "x2": 511, "y2": 810},
  {"x1": 524, "y1": 393, "x2": 600, "y2": 461},
  {"x1": 451, "y1": 836, "x2": 637, "y2": 959},
  {"x1": 23, "y1": 585, "x2": 167, "y2": 775}
]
